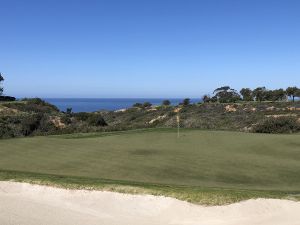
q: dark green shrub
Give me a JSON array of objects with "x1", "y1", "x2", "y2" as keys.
[
  {"x1": 253, "y1": 117, "x2": 300, "y2": 134},
  {"x1": 129, "y1": 116, "x2": 136, "y2": 121},
  {"x1": 22, "y1": 98, "x2": 44, "y2": 106},
  {"x1": 21, "y1": 115, "x2": 42, "y2": 136},
  {"x1": 38, "y1": 116, "x2": 58, "y2": 133},
  {"x1": 143, "y1": 102, "x2": 152, "y2": 108},
  {"x1": 87, "y1": 114, "x2": 108, "y2": 126},
  {"x1": 74, "y1": 112, "x2": 90, "y2": 121},
  {"x1": 60, "y1": 115, "x2": 72, "y2": 124},
  {"x1": 0, "y1": 124, "x2": 15, "y2": 138},
  {"x1": 8, "y1": 98, "x2": 59, "y2": 113},
  {"x1": 133, "y1": 103, "x2": 143, "y2": 108}
]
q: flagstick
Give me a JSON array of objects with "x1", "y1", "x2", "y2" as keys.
[
  {"x1": 174, "y1": 107, "x2": 181, "y2": 138},
  {"x1": 177, "y1": 119, "x2": 180, "y2": 138},
  {"x1": 177, "y1": 113, "x2": 180, "y2": 138}
]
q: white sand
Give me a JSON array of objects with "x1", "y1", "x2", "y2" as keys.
[{"x1": 1, "y1": 181, "x2": 300, "y2": 225}]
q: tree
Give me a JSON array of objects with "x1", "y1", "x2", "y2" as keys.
[
  {"x1": 271, "y1": 89, "x2": 286, "y2": 101},
  {"x1": 240, "y1": 88, "x2": 253, "y2": 101},
  {"x1": 253, "y1": 87, "x2": 267, "y2": 102},
  {"x1": 264, "y1": 90, "x2": 273, "y2": 101},
  {"x1": 162, "y1": 100, "x2": 171, "y2": 106},
  {"x1": 286, "y1": 87, "x2": 299, "y2": 102},
  {"x1": 66, "y1": 108, "x2": 73, "y2": 114},
  {"x1": 0, "y1": 73, "x2": 4, "y2": 96},
  {"x1": 277, "y1": 89, "x2": 287, "y2": 101},
  {"x1": 295, "y1": 89, "x2": 300, "y2": 100},
  {"x1": 213, "y1": 86, "x2": 241, "y2": 103},
  {"x1": 202, "y1": 95, "x2": 211, "y2": 103},
  {"x1": 182, "y1": 98, "x2": 190, "y2": 106}
]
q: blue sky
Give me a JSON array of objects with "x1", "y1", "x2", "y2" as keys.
[{"x1": 1, "y1": 0, "x2": 300, "y2": 98}]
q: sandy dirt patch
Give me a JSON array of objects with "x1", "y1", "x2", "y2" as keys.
[
  {"x1": 50, "y1": 116, "x2": 66, "y2": 128},
  {"x1": 0, "y1": 181, "x2": 300, "y2": 225},
  {"x1": 225, "y1": 105, "x2": 237, "y2": 112},
  {"x1": 149, "y1": 115, "x2": 167, "y2": 124}
]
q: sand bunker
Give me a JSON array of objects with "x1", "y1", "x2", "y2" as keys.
[{"x1": 1, "y1": 181, "x2": 300, "y2": 225}]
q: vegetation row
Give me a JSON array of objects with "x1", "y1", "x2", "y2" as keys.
[{"x1": 1, "y1": 73, "x2": 300, "y2": 138}]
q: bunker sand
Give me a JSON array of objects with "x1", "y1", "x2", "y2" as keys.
[{"x1": 1, "y1": 181, "x2": 300, "y2": 225}]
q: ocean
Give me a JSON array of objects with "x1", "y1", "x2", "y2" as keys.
[{"x1": 44, "y1": 98, "x2": 201, "y2": 112}]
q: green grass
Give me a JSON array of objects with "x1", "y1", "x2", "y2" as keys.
[{"x1": 1, "y1": 129, "x2": 300, "y2": 205}]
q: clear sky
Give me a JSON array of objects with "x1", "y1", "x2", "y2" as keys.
[{"x1": 1, "y1": 0, "x2": 300, "y2": 98}]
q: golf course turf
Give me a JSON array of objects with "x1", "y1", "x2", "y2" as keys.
[{"x1": 1, "y1": 129, "x2": 300, "y2": 205}]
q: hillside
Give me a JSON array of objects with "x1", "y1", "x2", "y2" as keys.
[
  {"x1": 103, "y1": 101, "x2": 300, "y2": 132},
  {"x1": 1, "y1": 99, "x2": 300, "y2": 138}
]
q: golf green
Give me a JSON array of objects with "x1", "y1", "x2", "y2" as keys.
[{"x1": 1, "y1": 129, "x2": 300, "y2": 192}]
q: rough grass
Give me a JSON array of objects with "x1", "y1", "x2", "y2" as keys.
[{"x1": 1, "y1": 129, "x2": 300, "y2": 205}]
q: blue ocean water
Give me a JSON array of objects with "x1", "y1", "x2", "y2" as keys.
[{"x1": 44, "y1": 98, "x2": 201, "y2": 112}]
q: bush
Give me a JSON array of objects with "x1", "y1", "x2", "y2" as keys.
[
  {"x1": 74, "y1": 112, "x2": 90, "y2": 121},
  {"x1": 71, "y1": 112, "x2": 108, "y2": 127},
  {"x1": 87, "y1": 114, "x2": 108, "y2": 126},
  {"x1": 133, "y1": 103, "x2": 143, "y2": 108},
  {"x1": 22, "y1": 98, "x2": 59, "y2": 112},
  {"x1": 38, "y1": 118, "x2": 57, "y2": 133},
  {"x1": 4, "y1": 98, "x2": 59, "y2": 113},
  {"x1": 21, "y1": 115, "x2": 42, "y2": 136},
  {"x1": 60, "y1": 115, "x2": 72, "y2": 124},
  {"x1": 0, "y1": 124, "x2": 15, "y2": 138},
  {"x1": 143, "y1": 102, "x2": 152, "y2": 108},
  {"x1": 253, "y1": 117, "x2": 300, "y2": 134}
]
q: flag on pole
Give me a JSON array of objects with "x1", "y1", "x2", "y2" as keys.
[
  {"x1": 176, "y1": 114, "x2": 180, "y2": 123},
  {"x1": 174, "y1": 107, "x2": 181, "y2": 138}
]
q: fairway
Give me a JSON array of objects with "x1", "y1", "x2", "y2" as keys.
[{"x1": 1, "y1": 129, "x2": 300, "y2": 190}]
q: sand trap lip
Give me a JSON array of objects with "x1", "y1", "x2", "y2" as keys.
[{"x1": 1, "y1": 181, "x2": 300, "y2": 225}]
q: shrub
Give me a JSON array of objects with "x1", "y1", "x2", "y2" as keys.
[
  {"x1": 253, "y1": 117, "x2": 300, "y2": 134},
  {"x1": 87, "y1": 114, "x2": 108, "y2": 126},
  {"x1": 0, "y1": 124, "x2": 15, "y2": 138},
  {"x1": 133, "y1": 103, "x2": 143, "y2": 108},
  {"x1": 23, "y1": 98, "x2": 44, "y2": 105},
  {"x1": 21, "y1": 115, "x2": 42, "y2": 136},
  {"x1": 60, "y1": 115, "x2": 72, "y2": 124},
  {"x1": 38, "y1": 116, "x2": 57, "y2": 133},
  {"x1": 72, "y1": 112, "x2": 107, "y2": 126},
  {"x1": 74, "y1": 112, "x2": 90, "y2": 121},
  {"x1": 10, "y1": 98, "x2": 60, "y2": 113},
  {"x1": 143, "y1": 102, "x2": 152, "y2": 108}
]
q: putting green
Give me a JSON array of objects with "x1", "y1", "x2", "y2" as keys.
[{"x1": 1, "y1": 129, "x2": 300, "y2": 192}]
